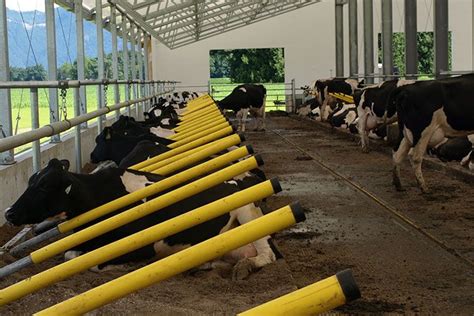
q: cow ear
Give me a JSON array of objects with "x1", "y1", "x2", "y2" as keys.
[
  {"x1": 60, "y1": 159, "x2": 70, "y2": 171},
  {"x1": 105, "y1": 128, "x2": 112, "y2": 140}
]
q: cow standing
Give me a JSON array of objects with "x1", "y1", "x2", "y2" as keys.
[
  {"x1": 388, "y1": 74, "x2": 474, "y2": 192},
  {"x1": 217, "y1": 84, "x2": 267, "y2": 132}
]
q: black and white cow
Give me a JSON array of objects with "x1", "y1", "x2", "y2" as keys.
[
  {"x1": 315, "y1": 78, "x2": 363, "y2": 121},
  {"x1": 428, "y1": 135, "x2": 474, "y2": 162},
  {"x1": 297, "y1": 97, "x2": 322, "y2": 120},
  {"x1": 217, "y1": 84, "x2": 267, "y2": 132},
  {"x1": 353, "y1": 79, "x2": 415, "y2": 152},
  {"x1": 328, "y1": 102, "x2": 358, "y2": 129},
  {"x1": 4, "y1": 158, "x2": 280, "y2": 279},
  {"x1": 388, "y1": 74, "x2": 474, "y2": 192},
  {"x1": 118, "y1": 140, "x2": 169, "y2": 168}
]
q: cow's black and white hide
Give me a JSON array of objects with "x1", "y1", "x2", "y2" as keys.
[
  {"x1": 90, "y1": 125, "x2": 173, "y2": 165},
  {"x1": 118, "y1": 140, "x2": 169, "y2": 168},
  {"x1": 316, "y1": 78, "x2": 364, "y2": 121},
  {"x1": 428, "y1": 135, "x2": 474, "y2": 162},
  {"x1": 388, "y1": 74, "x2": 474, "y2": 192},
  {"x1": 4, "y1": 158, "x2": 279, "y2": 279},
  {"x1": 217, "y1": 84, "x2": 267, "y2": 132},
  {"x1": 297, "y1": 97, "x2": 322, "y2": 120},
  {"x1": 328, "y1": 103, "x2": 358, "y2": 129},
  {"x1": 353, "y1": 79, "x2": 415, "y2": 152}
]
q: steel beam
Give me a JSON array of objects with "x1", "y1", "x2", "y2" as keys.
[
  {"x1": 0, "y1": 0, "x2": 14, "y2": 164},
  {"x1": 30, "y1": 88, "x2": 41, "y2": 173},
  {"x1": 363, "y1": 0, "x2": 374, "y2": 84},
  {"x1": 129, "y1": 24, "x2": 138, "y2": 118},
  {"x1": 381, "y1": 0, "x2": 393, "y2": 79},
  {"x1": 405, "y1": 0, "x2": 417, "y2": 79},
  {"x1": 122, "y1": 14, "x2": 131, "y2": 116},
  {"x1": 349, "y1": 0, "x2": 358, "y2": 78},
  {"x1": 434, "y1": 0, "x2": 449, "y2": 78},
  {"x1": 45, "y1": 0, "x2": 60, "y2": 143},
  {"x1": 137, "y1": 30, "x2": 144, "y2": 117},
  {"x1": 96, "y1": 0, "x2": 105, "y2": 132},
  {"x1": 110, "y1": 5, "x2": 121, "y2": 120},
  {"x1": 335, "y1": 0, "x2": 344, "y2": 77},
  {"x1": 75, "y1": 0, "x2": 88, "y2": 127}
]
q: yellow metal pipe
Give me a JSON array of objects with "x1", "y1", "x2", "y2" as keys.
[
  {"x1": 0, "y1": 179, "x2": 281, "y2": 306},
  {"x1": 186, "y1": 94, "x2": 211, "y2": 107},
  {"x1": 179, "y1": 106, "x2": 219, "y2": 122},
  {"x1": 167, "y1": 124, "x2": 233, "y2": 149},
  {"x1": 181, "y1": 100, "x2": 216, "y2": 115},
  {"x1": 139, "y1": 133, "x2": 242, "y2": 172},
  {"x1": 179, "y1": 103, "x2": 219, "y2": 120},
  {"x1": 130, "y1": 125, "x2": 237, "y2": 170},
  {"x1": 238, "y1": 269, "x2": 361, "y2": 316},
  {"x1": 30, "y1": 156, "x2": 264, "y2": 264},
  {"x1": 35, "y1": 203, "x2": 305, "y2": 315},
  {"x1": 177, "y1": 108, "x2": 221, "y2": 125},
  {"x1": 60, "y1": 139, "x2": 247, "y2": 233},
  {"x1": 167, "y1": 117, "x2": 227, "y2": 141},
  {"x1": 173, "y1": 112, "x2": 224, "y2": 132}
]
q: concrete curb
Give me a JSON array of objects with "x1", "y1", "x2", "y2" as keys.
[{"x1": 291, "y1": 115, "x2": 474, "y2": 184}]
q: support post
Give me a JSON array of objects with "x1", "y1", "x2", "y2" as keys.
[
  {"x1": 96, "y1": 0, "x2": 105, "y2": 132},
  {"x1": 349, "y1": 0, "x2": 358, "y2": 78},
  {"x1": 143, "y1": 30, "x2": 150, "y2": 110},
  {"x1": 110, "y1": 5, "x2": 120, "y2": 120},
  {"x1": 434, "y1": 0, "x2": 449, "y2": 78},
  {"x1": 130, "y1": 24, "x2": 138, "y2": 118},
  {"x1": 137, "y1": 30, "x2": 144, "y2": 118},
  {"x1": 75, "y1": 0, "x2": 87, "y2": 127},
  {"x1": 381, "y1": 0, "x2": 393, "y2": 80},
  {"x1": 30, "y1": 88, "x2": 40, "y2": 173},
  {"x1": 335, "y1": 0, "x2": 344, "y2": 77},
  {"x1": 122, "y1": 14, "x2": 131, "y2": 116},
  {"x1": 363, "y1": 0, "x2": 374, "y2": 84},
  {"x1": 73, "y1": 87, "x2": 82, "y2": 173},
  {"x1": 405, "y1": 0, "x2": 417, "y2": 79},
  {"x1": 0, "y1": 0, "x2": 14, "y2": 164},
  {"x1": 291, "y1": 78, "x2": 296, "y2": 113},
  {"x1": 45, "y1": 0, "x2": 60, "y2": 143}
]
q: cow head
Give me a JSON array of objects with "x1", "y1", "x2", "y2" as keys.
[{"x1": 5, "y1": 159, "x2": 73, "y2": 225}]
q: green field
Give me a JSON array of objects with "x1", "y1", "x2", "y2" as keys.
[{"x1": 209, "y1": 78, "x2": 288, "y2": 111}]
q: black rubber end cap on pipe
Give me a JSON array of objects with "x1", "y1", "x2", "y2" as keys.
[
  {"x1": 289, "y1": 202, "x2": 306, "y2": 223},
  {"x1": 238, "y1": 132, "x2": 246, "y2": 142},
  {"x1": 231, "y1": 124, "x2": 238, "y2": 133},
  {"x1": 270, "y1": 177, "x2": 282, "y2": 194},
  {"x1": 245, "y1": 144, "x2": 254, "y2": 155},
  {"x1": 336, "y1": 269, "x2": 361, "y2": 302},
  {"x1": 254, "y1": 154, "x2": 264, "y2": 167}
]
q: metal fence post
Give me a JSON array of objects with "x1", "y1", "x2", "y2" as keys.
[
  {"x1": 74, "y1": 87, "x2": 82, "y2": 173},
  {"x1": 122, "y1": 14, "x2": 131, "y2": 116},
  {"x1": 96, "y1": 0, "x2": 105, "y2": 132},
  {"x1": 75, "y1": 0, "x2": 88, "y2": 128},
  {"x1": 30, "y1": 88, "x2": 41, "y2": 173},
  {"x1": 130, "y1": 24, "x2": 138, "y2": 118},
  {"x1": 291, "y1": 79, "x2": 296, "y2": 113},
  {"x1": 0, "y1": 0, "x2": 14, "y2": 165},
  {"x1": 110, "y1": 5, "x2": 120, "y2": 120},
  {"x1": 45, "y1": 0, "x2": 60, "y2": 143}
]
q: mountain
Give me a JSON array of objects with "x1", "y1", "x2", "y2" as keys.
[{"x1": 7, "y1": 7, "x2": 113, "y2": 68}]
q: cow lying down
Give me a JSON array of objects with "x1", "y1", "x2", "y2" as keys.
[{"x1": 4, "y1": 159, "x2": 280, "y2": 280}]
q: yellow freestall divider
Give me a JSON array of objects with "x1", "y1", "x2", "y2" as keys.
[
  {"x1": 35, "y1": 203, "x2": 305, "y2": 315},
  {"x1": 181, "y1": 100, "x2": 216, "y2": 116},
  {"x1": 173, "y1": 111, "x2": 224, "y2": 133},
  {"x1": 179, "y1": 105, "x2": 219, "y2": 122},
  {"x1": 131, "y1": 125, "x2": 235, "y2": 170},
  {"x1": 30, "y1": 156, "x2": 263, "y2": 264},
  {"x1": 180, "y1": 103, "x2": 218, "y2": 119},
  {"x1": 167, "y1": 116, "x2": 228, "y2": 141},
  {"x1": 0, "y1": 179, "x2": 281, "y2": 306},
  {"x1": 238, "y1": 269, "x2": 361, "y2": 316},
  {"x1": 167, "y1": 124, "x2": 233, "y2": 149},
  {"x1": 176, "y1": 108, "x2": 221, "y2": 125},
  {"x1": 186, "y1": 94, "x2": 212, "y2": 108},
  {"x1": 59, "y1": 142, "x2": 250, "y2": 234}
]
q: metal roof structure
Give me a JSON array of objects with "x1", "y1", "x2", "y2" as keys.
[{"x1": 75, "y1": 0, "x2": 322, "y2": 49}]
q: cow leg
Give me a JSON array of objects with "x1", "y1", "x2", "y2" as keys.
[
  {"x1": 392, "y1": 137, "x2": 411, "y2": 191},
  {"x1": 357, "y1": 111, "x2": 370, "y2": 152},
  {"x1": 411, "y1": 127, "x2": 437, "y2": 193},
  {"x1": 236, "y1": 108, "x2": 248, "y2": 132},
  {"x1": 229, "y1": 203, "x2": 277, "y2": 280},
  {"x1": 256, "y1": 96, "x2": 266, "y2": 131}
]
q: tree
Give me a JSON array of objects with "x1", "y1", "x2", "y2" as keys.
[{"x1": 210, "y1": 48, "x2": 285, "y2": 83}]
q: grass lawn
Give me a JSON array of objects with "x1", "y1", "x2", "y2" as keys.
[{"x1": 209, "y1": 78, "x2": 288, "y2": 111}]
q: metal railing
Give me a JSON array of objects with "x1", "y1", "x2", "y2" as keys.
[{"x1": 0, "y1": 79, "x2": 178, "y2": 172}]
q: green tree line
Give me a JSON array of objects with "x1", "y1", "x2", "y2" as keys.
[
  {"x1": 9, "y1": 52, "x2": 135, "y2": 81},
  {"x1": 210, "y1": 48, "x2": 285, "y2": 83}
]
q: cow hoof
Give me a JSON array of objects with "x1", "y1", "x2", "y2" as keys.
[
  {"x1": 362, "y1": 147, "x2": 370, "y2": 153},
  {"x1": 232, "y1": 258, "x2": 253, "y2": 280}
]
